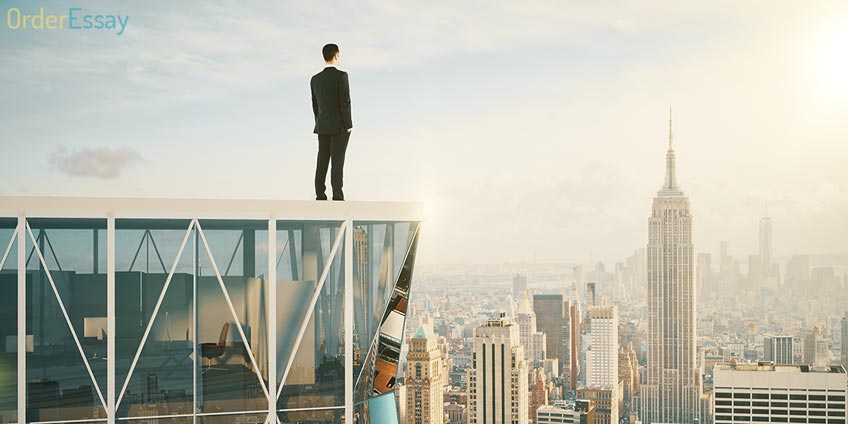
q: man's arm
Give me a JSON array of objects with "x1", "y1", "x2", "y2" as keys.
[
  {"x1": 311, "y1": 78, "x2": 319, "y2": 120},
  {"x1": 340, "y1": 72, "x2": 352, "y2": 131}
]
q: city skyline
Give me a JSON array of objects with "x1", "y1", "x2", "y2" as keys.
[{"x1": 2, "y1": 1, "x2": 848, "y2": 264}]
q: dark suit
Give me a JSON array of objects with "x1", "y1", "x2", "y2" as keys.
[{"x1": 311, "y1": 66, "x2": 352, "y2": 200}]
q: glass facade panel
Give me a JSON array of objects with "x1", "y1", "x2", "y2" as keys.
[
  {"x1": 26, "y1": 218, "x2": 108, "y2": 422},
  {"x1": 115, "y1": 219, "x2": 196, "y2": 419},
  {"x1": 0, "y1": 207, "x2": 419, "y2": 423},
  {"x1": 196, "y1": 220, "x2": 269, "y2": 415},
  {"x1": 277, "y1": 221, "x2": 346, "y2": 411},
  {"x1": 353, "y1": 223, "x2": 419, "y2": 403},
  {"x1": 0, "y1": 219, "x2": 18, "y2": 423}
]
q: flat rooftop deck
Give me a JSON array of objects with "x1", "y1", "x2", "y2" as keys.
[{"x1": 0, "y1": 196, "x2": 424, "y2": 221}]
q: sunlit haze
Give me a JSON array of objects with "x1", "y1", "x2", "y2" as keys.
[{"x1": 1, "y1": 1, "x2": 847, "y2": 265}]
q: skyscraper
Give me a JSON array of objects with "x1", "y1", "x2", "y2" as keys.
[
  {"x1": 586, "y1": 305, "x2": 619, "y2": 388},
  {"x1": 513, "y1": 274, "x2": 528, "y2": 298},
  {"x1": 763, "y1": 335, "x2": 795, "y2": 365},
  {"x1": 516, "y1": 293, "x2": 547, "y2": 362},
  {"x1": 804, "y1": 326, "x2": 830, "y2": 365},
  {"x1": 841, "y1": 313, "x2": 848, "y2": 369},
  {"x1": 640, "y1": 110, "x2": 699, "y2": 424},
  {"x1": 618, "y1": 343, "x2": 639, "y2": 407},
  {"x1": 584, "y1": 305, "x2": 620, "y2": 424},
  {"x1": 759, "y1": 207, "x2": 773, "y2": 279},
  {"x1": 719, "y1": 241, "x2": 732, "y2": 278},
  {"x1": 405, "y1": 325, "x2": 446, "y2": 424},
  {"x1": 534, "y1": 294, "x2": 564, "y2": 366},
  {"x1": 563, "y1": 295, "x2": 582, "y2": 391},
  {"x1": 467, "y1": 314, "x2": 529, "y2": 424}
]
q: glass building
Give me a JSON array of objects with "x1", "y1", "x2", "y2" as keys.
[{"x1": 0, "y1": 196, "x2": 422, "y2": 424}]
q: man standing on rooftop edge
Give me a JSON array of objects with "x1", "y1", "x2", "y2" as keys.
[{"x1": 311, "y1": 43, "x2": 353, "y2": 201}]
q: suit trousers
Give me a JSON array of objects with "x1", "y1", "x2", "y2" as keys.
[{"x1": 314, "y1": 131, "x2": 350, "y2": 200}]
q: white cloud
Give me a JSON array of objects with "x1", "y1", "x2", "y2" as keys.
[{"x1": 49, "y1": 146, "x2": 142, "y2": 179}]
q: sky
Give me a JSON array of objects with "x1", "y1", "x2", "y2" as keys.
[{"x1": 1, "y1": 1, "x2": 847, "y2": 265}]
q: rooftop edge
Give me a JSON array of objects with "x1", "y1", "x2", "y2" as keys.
[{"x1": 0, "y1": 195, "x2": 424, "y2": 222}]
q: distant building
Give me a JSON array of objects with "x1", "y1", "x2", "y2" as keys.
[
  {"x1": 528, "y1": 369, "x2": 550, "y2": 421},
  {"x1": 564, "y1": 293, "x2": 582, "y2": 391},
  {"x1": 516, "y1": 293, "x2": 547, "y2": 362},
  {"x1": 536, "y1": 401, "x2": 595, "y2": 424},
  {"x1": 713, "y1": 362, "x2": 848, "y2": 424},
  {"x1": 405, "y1": 324, "x2": 446, "y2": 424},
  {"x1": 577, "y1": 386, "x2": 617, "y2": 424},
  {"x1": 759, "y1": 211, "x2": 773, "y2": 279},
  {"x1": 618, "y1": 343, "x2": 639, "y2": 406},
  {"x1": 534, "y1": 294, "x2": 565, "y2": 367},
  {"x1": 444, "y1": 402, "x2": 466, "y2": 424},
  {"x1": 804, "y1": 326, "x2": 831, "y2": 365},
  {"x1": 466, "y1": 314, "x2": 528, "y2": 424},
  {"x1": 785, "y1": 255, "x2": 810, "y2": 288},
  {"x1": 586, "y1": 305, "x2": 619, "y2": 390},
  {"x1": 719, "y1": 241, "x2": 733, "y2": 278},
  {"x1": 763, "y1": 335, "x2": 796, "y2": 365},
  {"x1": 841, "y1": 313, "x2": 848, "y2": 369},
  {"x1": 513, "y1": 274, "x2": 528, "y2": 298}
]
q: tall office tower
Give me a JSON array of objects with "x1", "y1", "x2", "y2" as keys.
[
  {"x1": 517, "y1": 293, "x2": 547, "y2": 362},
  {"x1": 586, "y1": 283, "x2": 596, "y2": 307},
  {"x1": 534, "y1": 294, "x2": 565, "y2": 366},
  {"x1": 747, "y1": 254, "x2": 761, "y2": 283},
  {"x1": 763, "y1": 335, "x2": 795, "y2": 365},
  {"x1": 354, "y1": 226, "x2": 369, "y2": 355},
  {"x1": 758, "y1": 221, "x2": 773, "y2": 279},
  {"x1": 586, "y1": 305, "x2": 619, "y2": 388},
  {"x1": 697, "y1": 252, "x2": 712, "y2": 299},
  {"x1": 640, "y1": 110, "x2": 699, "y2": 424},
  {"x1": 405, "y1": 325, "x2": 446, "y2": 424},
  {"x1": 573, "y1": 265, "x2": 584, "y2": 292},
  {"x1": 785, "y1": 254, "x2": 810, "y2": 288},
  {"x1": 513, "y1": 274, "x2": 528, "y2": 298},
  {"x1": 719, "y1": 241, "x2": 732, "y2": 277},
  {"x1": 804, "y1": 326, "x2": 830, "y2": 365},
  {"x1": 713, "y1": 362, "x2": 848, "y2": 424},
  {"x1": 759, "y1": 207, "x2": 773, "y2": 278},
  {"x1": 584, "y1": 305, "x2": 620, "y2": 424},
  {"x1": 841, "y1": 313, "x2": 848, "y2": 369},
  {"x1": 467, "y1": 314, "x2": 529, "y2": 424},
  {"x1": 563, "y1": 298, "x2": 582, "y2": 391},
  {"x1": 619, "y1": 342, "x2": 640, "y2": 406}
]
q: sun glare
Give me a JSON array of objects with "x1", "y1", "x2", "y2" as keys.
[{"x1": 810, "y1": 19, "x2": 848, "y2": 100}]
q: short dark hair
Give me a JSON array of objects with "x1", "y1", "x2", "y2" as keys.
[{"x1": 322, "y1": 44, "x2": 339, "y2": 62}]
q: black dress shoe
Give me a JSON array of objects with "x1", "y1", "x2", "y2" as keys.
[
  {"x1": 332, "y1": 197, "x2": 345, "y2": 201},
  {"x1": 316, "y1": 196, "x2": 328, "y2": 201}
]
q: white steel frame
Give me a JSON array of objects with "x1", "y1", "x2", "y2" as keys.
[{"x1": 0, "y1": 196, "x2": 423, "y2": 424}]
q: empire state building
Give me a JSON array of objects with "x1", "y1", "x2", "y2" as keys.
[{"x1": 640, "y1": 110, "x2": 699, "y2": 423}]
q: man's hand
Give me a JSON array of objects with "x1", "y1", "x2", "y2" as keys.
[{"x1": 347, "y1": 128, "x2": 352, "y2": 133}]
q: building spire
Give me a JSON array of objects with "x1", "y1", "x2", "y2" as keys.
[
  {"x1": 662, "y1": 107, "x2": 679, "y2": 192},
  {"x1": 669, "y1": 106, "x2": 673, "y2": 150}
]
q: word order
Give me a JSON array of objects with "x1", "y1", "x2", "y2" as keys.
[{"x1": 6, "y1": 7, "x2": 129, "y2": 35}]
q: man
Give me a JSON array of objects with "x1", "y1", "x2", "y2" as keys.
[{"x1": 311, "y1": 43, "x2": 353, "y2": 201}]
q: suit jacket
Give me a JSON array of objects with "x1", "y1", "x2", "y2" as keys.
[{"x1": 311, "y1": 66, "x2": 352, "y2": 135}]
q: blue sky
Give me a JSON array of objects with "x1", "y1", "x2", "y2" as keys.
[{"x1": 2, "y1": 1, "x2": 847, "y2": 264}]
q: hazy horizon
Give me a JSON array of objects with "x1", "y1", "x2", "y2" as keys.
[{"x1": 2, "y1": 1, "x2": 847, "y2": 265}]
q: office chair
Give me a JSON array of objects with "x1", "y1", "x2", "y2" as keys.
[{"x1": 201, "y1": 323, "x2": 229, "y2": 373}]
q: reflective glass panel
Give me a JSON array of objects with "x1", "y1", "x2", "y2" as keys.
[{"x1": 25, "y1": 218, "x2": 108, "y2": 422}]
